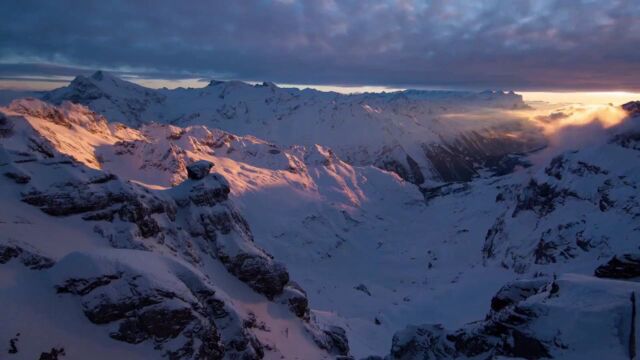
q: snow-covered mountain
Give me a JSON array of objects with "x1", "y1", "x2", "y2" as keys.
[
  {"x1": 1, "y1": 76, "x2": 639, "y2": 359},
  {"x1": 41, "y1": 71, "x2": 545, "y2": 186}
]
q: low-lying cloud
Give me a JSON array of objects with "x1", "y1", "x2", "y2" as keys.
[{"x1": 528, "y1": 104, "x2": 631, "y2": 164}]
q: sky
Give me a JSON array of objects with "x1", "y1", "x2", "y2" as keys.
[{"x1": 1, "y1": 0, "x2": 639, "y2": 96}]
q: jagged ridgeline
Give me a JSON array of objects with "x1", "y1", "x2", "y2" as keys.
[{"x1": 42, "y1": 71, "x2": 545, "y2": 186}]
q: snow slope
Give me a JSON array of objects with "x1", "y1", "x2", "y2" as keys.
[{"x1": 0, "y1": 102, "x2": 349, "y2": 359}]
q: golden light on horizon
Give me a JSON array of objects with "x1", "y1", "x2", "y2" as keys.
[
  {"x1": 0, "y1": 76, "x2": 639, "y2": 106},
  {"x1": 519, "y1": 91, "x2": 640, "y2": 106}
]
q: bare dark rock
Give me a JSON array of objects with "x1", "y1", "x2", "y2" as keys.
[
  {"x1": 278, "y1": 282, "x2": 310, "y2": 320},
  {"x1": 354, "y1": 283, "x2": 372, "y2": 296},
  {"x1": 22, "y1": 179, "x2": 171, "y2": 239},
  {"x1": 87, "y1": 296, "x2": 163, "y2": 325},
  {"x1": 490, "y1": 279, "x2": 548, "y2": 312},
  {"x1": 375, "y1": 154, "x2": 425, "y2": 185},
  {"x1": 312, "y1": 326, "x2": 350, "y2": 357},
  {"x1": 7, "y1": 333, "x2": 19, "y2": 354},
  {"x1": 52, "y1": 262, "x2": 254, "y2": 359},
  {"x1": 56, "y1": 273, "x2": 122, "y2": 296},
  {"x1": 482, "y1": 215, "x2": 506, "y2": 260},
  {"x1": 385, "y1": 278, "x2": 558, "y2": 360},
  {"x1": 39, "y1": 347, "x2": 65, "y2": 360},
  {"x1": 111, "y1": 307, "x2": 195, "y2": 344},
  {"x1": 226, "y1": 253, "x2": 289, "y2": 300},
  {"x1": 0, "y1": 245, "x2": 54, "y2": 269},
  {"x1": 186, "y1": 160, "x2": 214, "y2": 180},
  {"x1": 4, "y1": 170, "x2": 31, "y2": 184},
  {"x1": 622, "y1": 101, "x2": 640, "y2": 117},
  {"x1": 185, "y1": 176, "x2": 231, "y2": 207},
  {"x1": 0, "y1": 113, "x2": 14, "y2": 137},
  {"x1": 513, "y1": 179, "x2": 578, "y2": 218},
  {"x1": 390, "y1": 324, "x2": 455, "y2": 360},
  {"x1": 594, "y1": 254, "x2": 640, "y2": 279}
]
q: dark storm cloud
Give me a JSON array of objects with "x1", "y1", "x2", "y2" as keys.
[{"x1": 1, "y1": 0, "x2": 639, "y2": 90}]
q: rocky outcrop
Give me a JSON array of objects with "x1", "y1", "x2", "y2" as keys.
[
  {"x1": 0, "y1": 244, "x2": 55, "y2": 269},
  {"x1": 21, "y1": 174, "x2": 172, "y2": 239},
  {"x1": 226, "y1": 254, "x2": 289, "y2": 300},
  {"x1": 4, "y1": 169, "x2": 31, "y2": 184},
  {"x1": 186, "y1": 160, "x2": 214, "y2": 180},
  {"x1": 277, "y1": 282, "x2": 310, "y2": 320},
  {"x1": 0, "y1": 112, "x2": 13, "y2": 137},
  {"x1": 622, "y1": 101, "x2": 640, "y2": 117},
  {"x1": 9, "y1": 123, "x2": 303, "y2": 316},
  {"x1": 490, "y1": 278, "x2": 549, "y2": 312},
  {"x1": 594, "y1": 254, "x2": 640, "y2": 279},
  {"x1": 512, "y1": 179, "x2": 577, "y2": 218},
  {"x1": 308, "y1": 325, "x2": 351, "y2": 357},
  {"x1": 38, "y1": 348, "x2": 65, "y2": 360},
  {"x1": 384, "y1": 275, "x2": 639, "y2": 360},
  {"x1": 52, "y1": 251, "x2": 263, "y2": 360},
  {"x1": 171, "y1": 174, "x2": 290, "y2": 300}
]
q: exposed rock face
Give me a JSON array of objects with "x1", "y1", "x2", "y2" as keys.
[
  {"x1": 490, "y1": 278, "x2": 549, "y2": 312},
  {"x1": 512, "y1": 179, "x2": 577, "y2": 218},
  {"x1": 19, "y1": 158, "x2": 293, "y2": 302},
  {"x1": 4, "y1": 169, "x2": 31, "y2": 184},
  {"x1": 0, "y1": 112, "x2": 13, "y2": 137},
  {"x1": 21, "y1": 173, "x2": 171, "y2": 239},
  {"x1": 389, "y1": 324, "x2": 456, "y2": 360},
  {"x1": 0, "y1": 244, "x2": 55, "y2": 269},
  {"x1": 170, "y1": 173, "x2": 291, "y2": 300},
  {"x1": 480, "y1": 140, "x2": 640, "y2": 273},
  {"x1": 227, "y1": 254, "x2": 289, "y2": 300},
  {"x1": 277, "y1": 282, "x2": 310, "y2": 320},
  {"x1": 38, "y1": 348, "x2": 65, "y2": 360},
  {"x1": 594, "y1": 254, "x2": 640, "y2": 279},
  {"x1": 308, "y1": 325, "x2": 351, "y2": 357},
  {"x1": 385, "y1": 275, "x2": 639, "y2": 360},
  {"x1": 52, "y1": 251, "x2": 263, "y2": 359},
  {"x1": 622, "y1": 101, "x2": 640, "y2": 117},
  {"x1": 186, "y1": 160, "x2": 214, "y2": 180},
  {"x1": 373, "y1": 147, "x2": 426, "y2": 185},
  {"x1": 422, "y1": 127, "x2": 542, "y2": 183}
]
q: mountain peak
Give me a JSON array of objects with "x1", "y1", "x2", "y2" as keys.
[
  {"x1": 207, "y1": 79, "x2": 226, "y2": 87},
  {"x1": 90, "y1": 70, "x2": 106, "y2": 81},
  {"x1": 257, "y1": 81, "x2": 278, "y2": 89},
  {"x1": 622, "y1": 100, "x2": 640, "y2": 117}
]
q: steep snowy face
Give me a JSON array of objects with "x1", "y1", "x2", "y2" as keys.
[
  {"x1": 43, "y1": 71, "x2": 166, "y2": 126},
  {"x1": 40, "y1": 72, "x2": 546, "y2": 185},
  {"x1": 0, "y1": 106, "x2": 353, "y2": 359}
]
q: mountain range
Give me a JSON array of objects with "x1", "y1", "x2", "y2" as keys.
[{"x1": 1, "y1": 72, "x2": 639, "y2": 359}]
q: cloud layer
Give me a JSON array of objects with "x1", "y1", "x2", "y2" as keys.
[{"x1": 1, "y1": 0, "x2": 639, "y2": 90}]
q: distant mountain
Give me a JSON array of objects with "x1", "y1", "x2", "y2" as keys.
[{"x1": 41, "y1": 71, "x2": 545, "y2": 186}]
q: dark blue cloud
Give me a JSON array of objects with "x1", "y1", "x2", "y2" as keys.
[{"x1": 1, "y1": 0, "x2": 639, "y2": 90}]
